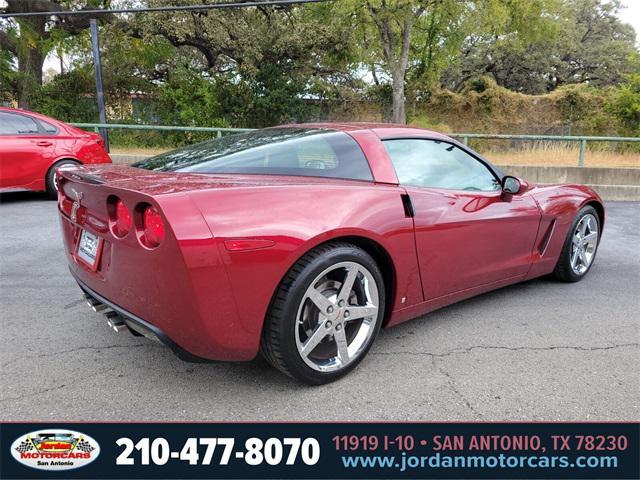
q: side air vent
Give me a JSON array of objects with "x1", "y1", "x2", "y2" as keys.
[
  {"x1": 401, "y1": 194, "x2": 414, "y2": 218},
  {"x1": 538, "y1": 219, "x2": 556, "y2": 255}
]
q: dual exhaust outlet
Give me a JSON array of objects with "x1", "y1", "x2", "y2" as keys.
[{"x1": 84, "y1": 294, "x2": 128, "y2": 333}]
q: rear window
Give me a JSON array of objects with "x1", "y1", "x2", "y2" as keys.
[
  {"x1": 133, "y1": 128, "x2": 373, "y2": 181},
  {"x1": 0, "y1": 111, "x2": 39, "y2": 135},
  {"x1": 39, "y1": 119, "x2": 58, "y2": 134}
]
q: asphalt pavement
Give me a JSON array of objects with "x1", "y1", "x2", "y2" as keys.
[{"x1": 1, "y1": 193, "x2": 638, "y2": 421}]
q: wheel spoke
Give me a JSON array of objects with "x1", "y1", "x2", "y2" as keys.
[
  {"x1": 579, "y1": 219, "x2": 589, "y2": 236},
  {"x1": 306, "y1": 286, "x2": 334, "y2": 314},
  {"x1": 572, "y1": 236, "x2": 581, "y2": 247},
  {"x1": 344, "y1": 305, "x2": 377, "y2": 321},
  {"x1": 337, "y1": 266, "x2": 359, "y2": 304},
  {"x1": 300, "y1": 323, "x2": 328, "y2": 358},
  {"x1": 579, "y1": 250, "x2": 589, "y2": 267},
  {"x1": 583, "y1": 232, "x2": 597, "y2": 245},
  {"x1": 334, "y1": 328, "x2": 349, "y2": 364},
  {"x1": 571, "y1": 247, "x2": 580, "y2": 267}
]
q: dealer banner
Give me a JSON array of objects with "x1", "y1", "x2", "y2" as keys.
[{"x1": 1, "y1": 422, "x2": 638, "y2": 479}]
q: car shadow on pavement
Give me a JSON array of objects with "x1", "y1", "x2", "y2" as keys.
[
  {"x1": 0, "y1": 191, "x2": 52, "y2": 203},
  {"x1": 133, "y1": 276, "x2": 554, "y2": 391}
]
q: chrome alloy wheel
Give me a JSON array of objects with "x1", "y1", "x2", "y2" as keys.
[
  {"x1": 570, "y1": 213, "x2": 599, "y2": 275},
  {"x1": 295, "y1": 261, "x2": 380, "y2": 372}
]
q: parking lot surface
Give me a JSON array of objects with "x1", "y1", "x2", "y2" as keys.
[{"x1": 0, "y1": 194, "x2": 638, "y2": 421}]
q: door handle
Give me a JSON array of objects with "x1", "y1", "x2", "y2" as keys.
[{"x1": 34, "y1": 141, "x2": 53, "y2": 147}]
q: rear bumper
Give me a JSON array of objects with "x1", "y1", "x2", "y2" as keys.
[{"x1": 73, "y1": 270, "x2": 211, "y2": 363}]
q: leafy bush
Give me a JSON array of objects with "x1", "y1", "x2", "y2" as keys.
[
  {"x1": 31, "y1": 68, "x2": 97, "y2": 122},
  {"x1": 608, "y1": 74, "x2": 640, "y2": 136}
]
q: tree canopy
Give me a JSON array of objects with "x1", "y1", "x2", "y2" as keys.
[
  {"x1": 0, "y1": 0, "x2": 637, "y2": 130},
  {"x1": 0, "y1": 0, "x2": 114, "y2": 107},
  {"x1": 442, "y1": 0, "x2": 638, "y2": 94}
]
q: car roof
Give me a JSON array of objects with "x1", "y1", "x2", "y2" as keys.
[
  {"x1": 276, "y1": 122, "x2": 506, "y2": 181},
  {"x1": 276, "y1": 122, "x2": 453, "y2": 141}
]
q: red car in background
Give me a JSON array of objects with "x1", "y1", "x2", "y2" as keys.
[
  {"x1": 57, "y1": 124, "x2": 604, "y2": 384},
  {"x1": 0, "y1": 107, "x2": 111, "y2": 197}
]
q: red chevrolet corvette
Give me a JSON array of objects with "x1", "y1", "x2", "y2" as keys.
[
  {"x1": 0, "y1": 107, "x2": 111, "y2": 197},
  {"x1": 57, "y1": 124, "x2": 604, "y2": 384}
]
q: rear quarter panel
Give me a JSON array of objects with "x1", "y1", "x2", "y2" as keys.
[
  {"x1": 187, "y1": 182, "x2": 422, "y2": 354},
  {"x1": 71, "y1": 134, "x2": 112, "y2": 166}
]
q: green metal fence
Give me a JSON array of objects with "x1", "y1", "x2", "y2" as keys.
[
  {"x1": 452, "y1": 133, "x2": 640, "y2": 167},
  {"x1": 71, "y1": 122, "x2": 640, "y2": 167},
  {"x1": 72, "y1": 122, "x2": 253, "y2": 137}
]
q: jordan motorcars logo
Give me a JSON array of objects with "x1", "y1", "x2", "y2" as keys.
[{"x1": 11, "y1": 429, "x2": 100, "y2": 471}]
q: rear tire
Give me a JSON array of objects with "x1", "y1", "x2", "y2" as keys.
[
  {"x1": 553, "y1": 205, "x2": 600, "y2": 282},
  {"x1": 46, "y1": 160, "x2": 79, "y2": 199},
  {"x1": 261, "y1": 242, "x2": 385, "y2": 385}
]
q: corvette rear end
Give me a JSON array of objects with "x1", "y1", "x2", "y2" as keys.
[{"x1": 57, "y1": 166, "x2": 251, "y2": 361}]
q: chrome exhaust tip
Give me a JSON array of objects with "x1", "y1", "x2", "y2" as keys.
[
  {"x1": 106, "y1": 315, "x2": 128, "y2": 333},
  {"x1": 84, "y1": 293, "x2": 108, "y2": 312}
]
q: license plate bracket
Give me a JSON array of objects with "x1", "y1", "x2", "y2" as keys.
[{"x1": 76, "y1": 229, "x2": 103, "y2": 271}]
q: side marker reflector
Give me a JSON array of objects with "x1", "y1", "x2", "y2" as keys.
[{"x1": 224, "y1": 239, "x2": 276, "y2": 252}]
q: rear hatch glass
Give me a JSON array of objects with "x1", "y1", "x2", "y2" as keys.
[{"x1": 133, "y1": 128, "x2": 373, "y2": 181}]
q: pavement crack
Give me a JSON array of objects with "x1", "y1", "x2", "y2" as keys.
[
  {"x1": 0, "y1": 367, "x2": 114, "y2": 404},
  {"x1": 372, "y1": 342, "x2": 639, "y2": 358},
  {"x1": 0, "y1": 383, "x2": 71, "y2": 404},
  {"x1": 1, "y1": 343, "x2": 149, "y2": 369},
  {"x1": 432, "y1": 356, "x2": 480, "y2": 417}
]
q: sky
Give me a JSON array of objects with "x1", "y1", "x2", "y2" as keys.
[{"x1": 620, "y1": 0, "x2": 640, "y2": 42}]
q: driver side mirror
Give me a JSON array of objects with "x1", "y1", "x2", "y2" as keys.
[{"x1": 502, "y1": 175, "x2": 527, "y2": 195}]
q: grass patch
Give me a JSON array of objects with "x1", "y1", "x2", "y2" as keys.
[
  {"x1": 110, "y1": 147, "x2": 170, "y2": 157},
  {"x1": 481, "y1": 143, "x2": 639, "y2": 168}
]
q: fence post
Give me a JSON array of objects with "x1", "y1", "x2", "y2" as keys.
[
  {"x1": 90, "y1": 18, "x2": 109, "y2": 152},
  {"x1": 217, "y1": 130, "x2": 222, "y2": 138},
  {"x1": 578, "y1": 139, "x2": 586, "y2": 167},
  {"x1": 462, "y1": 136, "x2": 468, "y2": 146}
]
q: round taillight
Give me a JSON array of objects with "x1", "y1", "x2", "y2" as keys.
[
  {"x1": 112, "y1": 199, "x2": 132, "y2": 237},
  {"x1": 142, "y1": 205, "x2": 165, "y2": 247}
]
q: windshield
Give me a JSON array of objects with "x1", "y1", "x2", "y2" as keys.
[{"x1": 133, "y1": 128, "x2": 373, "y2": 181}]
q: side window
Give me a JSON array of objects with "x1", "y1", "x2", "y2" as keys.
[
  {"x1": 39, "y1": 119, "x2": 58, "y2": 134},
  {"x1": 0, "y1": 112, "x2": 40, "y2": 135},
  {"x1": 383, "y1": 139, "x2": 500, "y2": 192}
]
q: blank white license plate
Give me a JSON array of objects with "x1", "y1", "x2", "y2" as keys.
[{"x1": 77, "y1": 229, "x2": 102, "y2": 269}]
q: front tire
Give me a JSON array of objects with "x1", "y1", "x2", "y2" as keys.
[
  {"x1": 553, "y1": 206, "x2": 600, "y2": 282},
  {"x1": 46, "y1": 160, "x2": 79, "y2": 199},
  {"x1": 261, "y1": 242, "x2": 385, "y2": 385}
]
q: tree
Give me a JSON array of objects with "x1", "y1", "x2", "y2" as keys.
[
  {"x1": 0, "y1": 0, "x2": 112, "y2": 108},
  {"x1": 442, "y1": 0, "x2": 637, "y2": 94},
  {"x1": 554, "y1": 0, "x2": 636, "y2": 88},
  {"x1": 363, "y1": 1, "x2": 427, "y2": 124},
  {"x1": 340, "y1": 0, "x2": 559, "y2": 124},
  {"x1": 126, "y1": 0, "x2": 356, "y2": 126},
  {"x1": 340, "y1": 1, "x2": 440, "y2": 123}
]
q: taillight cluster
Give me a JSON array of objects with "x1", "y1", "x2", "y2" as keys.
[
  {"x1": 108, "y1": 197, "x2": 165, "y2": 248},
  {"x1": 112, "y1": 199, "x2": 132, "y2": 237},
  {"x1": 141, "y1": 205, "x2": 165, "y2": 248}
]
